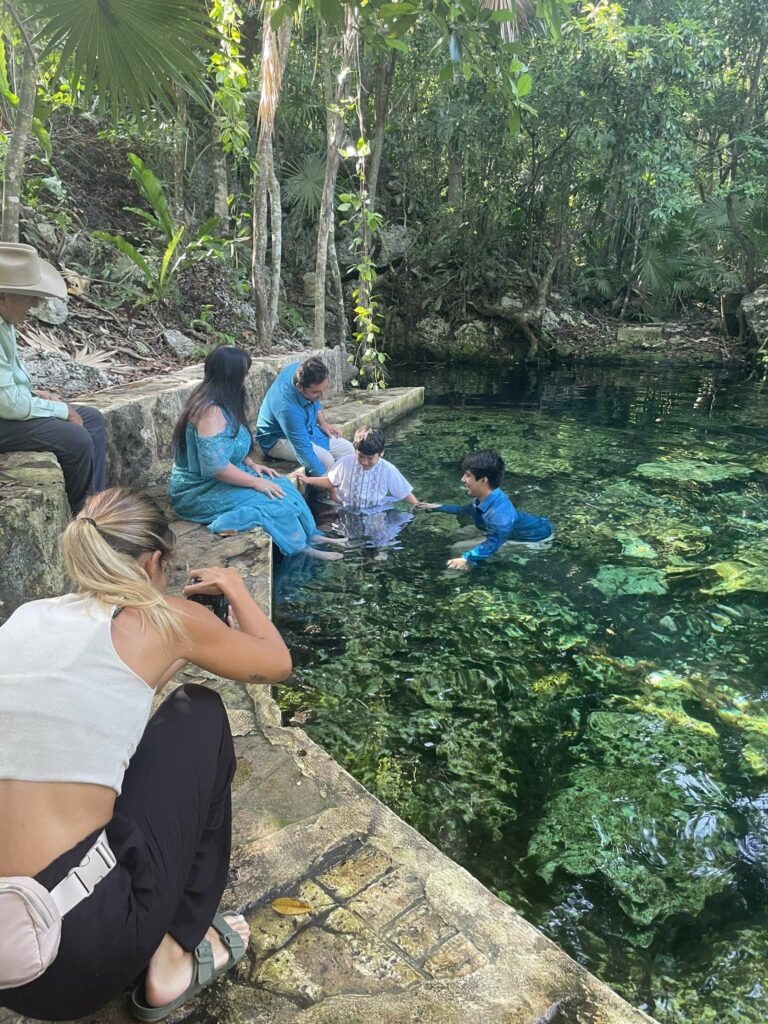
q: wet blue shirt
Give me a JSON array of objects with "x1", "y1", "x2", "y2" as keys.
[
  {"x1": 255, "y1": 362, "x2": 330, "y2": 476},
  {"x1": 438, "y1": 488, "x2": 553, "y2": 563}
]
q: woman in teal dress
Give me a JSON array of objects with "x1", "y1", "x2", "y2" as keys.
[{"x1": 169, "y1": 347, "x2": 344, "y2": 560}]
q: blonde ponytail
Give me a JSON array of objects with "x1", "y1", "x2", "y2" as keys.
[{"x1": 62, "y1": 488, "x2": 186, "y2": 644}]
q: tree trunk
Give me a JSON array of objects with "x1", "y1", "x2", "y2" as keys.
[
  {"x1": 172, "y1": 84, "x2": 187, "y2": 222},
  {"x1": 211, "y1": 113, "x2": 229, "y2": 232},
  {"x1": 471, "y1": 227, "x2": 581, "y2": 358},
  {"x1": 266, "y1": 140, "x2": 283, "y2": 330},
  {"x1": 619, "y1": 218, "x2": 641, "y2": 321},
  {"x1": 313, "y1": 11, "x2": 356, "y2": 346},
  {"x1": 251, "y1": 142, "x2": 270, "y2": 341},
  {"x1": 250, "y1": 14, "x2": 292, "y2": 346},
  {"x1": 1, "y1": 45, "x2": 37, "y2": 243},
  {"x1": 446, "y1": 149, "x2": 463, "y2": 208},
  {"x1": 725, "y1": 36, "x2": 767, "y2": 292},
  {"x1": 328, "y1": 219, "x2": 347, "y2": 347},
  {"x1": 368, "y1": 53, "x2": 396, "y2": 214}
]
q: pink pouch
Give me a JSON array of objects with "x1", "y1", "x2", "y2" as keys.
[{"x1": 0, "y1": 877, "x2": 62, "y2": 989}]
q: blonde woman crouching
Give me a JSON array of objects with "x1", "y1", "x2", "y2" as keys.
[{"x1": 0, "y1": 487, "x2": 291, "y2": 1021}]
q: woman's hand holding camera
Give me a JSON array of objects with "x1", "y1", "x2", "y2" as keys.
[{"x1": 182, "y1": 566, "x2": 247, "y2": 600}]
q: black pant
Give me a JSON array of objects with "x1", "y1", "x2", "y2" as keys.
[
  {"x1": 0, "y1": 404, "x2": 107, "y2": 511},
  {"x1": 0, "y1": 684, "x2": 236, "y2": 1021}
]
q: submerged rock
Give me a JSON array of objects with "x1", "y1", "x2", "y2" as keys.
[
  {"x1": 529, "y1": 705, "x2": 734, "y2": 929},
  {"x1": 591, "y1": 565, "x2": 668, "y2": 597},
  {"x1": 636, "y1": 458, "x2": 753, "y2": 484}
]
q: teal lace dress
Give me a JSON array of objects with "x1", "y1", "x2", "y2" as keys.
[{"x1": 169, "y1": 412, "x2": 317, "y2": 556}]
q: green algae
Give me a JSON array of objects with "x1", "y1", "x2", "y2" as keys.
[
  {"x1": 636, "y1": 458, "x2": 753, "y2": 484},
  {"x1": 703, "y1": 539, "x2": 768, "y2": 595},
  {"x1": 591, "y1": 565, "x2": 669, "y2": 597}
]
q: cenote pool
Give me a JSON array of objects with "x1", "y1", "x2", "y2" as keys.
[{"x1": 274, "y1": 364, "x2": 768, "y2": 1023}]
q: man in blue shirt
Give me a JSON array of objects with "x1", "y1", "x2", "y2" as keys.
[
  {"x1": 255, "y1": 356, "x2": 354, "y2": 477},
  {"x1": 420, "y1": 450, "x2": 553, "y2": 570},
  {"x1": 0, "y1": 243, "x2": 106, "y2": 511}
]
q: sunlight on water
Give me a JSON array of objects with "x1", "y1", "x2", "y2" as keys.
[{"x1": 275, "y1": 366, "x2": 768, "y2": 1023}]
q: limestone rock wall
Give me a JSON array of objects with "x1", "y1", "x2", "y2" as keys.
[
  {"x1": 742, "y1": 284, "x2": 768, "y2": 349},
  {"x1": 89, "y1": 347, "x2": 347, "y2": 489},
  {"x1": 0, "y1": 452, "x2": 69, "y2": 618}
]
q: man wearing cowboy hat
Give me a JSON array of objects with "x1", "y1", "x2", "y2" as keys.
[{"x1": 0, "y1": 242, "x2": 106, "y2": 511}]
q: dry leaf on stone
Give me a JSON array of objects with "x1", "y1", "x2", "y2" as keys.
[
  {"x1": 271, "y1": 898, "x2": 312, "y2": 916},
  {"x1": 289, "y1": 708, "x2": 313, "y2": 726}
]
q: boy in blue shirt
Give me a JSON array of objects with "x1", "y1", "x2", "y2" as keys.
[{"x1": 421, "y1": 450, "x2": 553, "y2": 570}]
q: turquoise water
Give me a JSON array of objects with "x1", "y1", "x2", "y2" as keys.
[{"x1": 274, "y1": 366, "x2": 768, "y2": 1022}]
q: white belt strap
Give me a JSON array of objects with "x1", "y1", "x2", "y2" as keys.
[{"x1": 50, "y1": 831, "x2": 117, "y2": 917}]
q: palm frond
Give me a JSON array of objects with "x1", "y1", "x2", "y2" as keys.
[
  {"x1": 479, "y1": 0, "x2": 532, "y2": 43},
  {"x1": 695, "y1": 195, "x2": 748, "y2": 235},
  {"x1": 19, "y1": 325, "x2": 128, "y2": 369},
  {"x1": 636, "y1": 246, "x2": 676, "y2": 294},
  {"x1": 283, "y1": 152, "x2": 326, "y2": 220},
  {"x1": 30, "y1": 0, "x2": 209, "y2": 115}
]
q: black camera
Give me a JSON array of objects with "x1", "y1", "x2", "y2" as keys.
[{"x1": 186, "y1": 580, "x2": 230, "y2": 625}]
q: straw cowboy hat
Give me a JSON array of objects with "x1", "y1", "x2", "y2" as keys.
[{"x1": 0, "y1": 242, "x2": 67, "y2": 300}]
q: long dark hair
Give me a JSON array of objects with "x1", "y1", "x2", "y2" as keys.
[{"x1": 172, "y1": 345, "x2": 252, "y2": 456}]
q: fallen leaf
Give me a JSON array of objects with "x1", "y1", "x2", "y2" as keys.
[{"x1": 271, "y1": 897, "x2": 312, "y2": 916}]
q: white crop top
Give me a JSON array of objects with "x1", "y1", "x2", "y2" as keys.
[{"x1": 0, "y1": 593, "x2": 154, "y2": 795}]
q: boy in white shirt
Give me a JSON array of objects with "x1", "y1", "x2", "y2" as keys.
[{"x1": 298, "y1": 425, "x2": 422, "y2": 510}]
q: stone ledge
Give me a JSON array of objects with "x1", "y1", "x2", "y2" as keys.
[{"x1": 87, "y1": 348, "x2": 348, "y2": 490}]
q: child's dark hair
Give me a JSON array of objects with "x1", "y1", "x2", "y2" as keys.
[
  {"x1": 353, "y1": 426, "x2": 385, "y2": 456},
  {"x1": 462, "y1": 450, "x2": 505, "y2": 488},
  {"x1": 295, "y1": 356, "x2": 329, "y2": 388}
]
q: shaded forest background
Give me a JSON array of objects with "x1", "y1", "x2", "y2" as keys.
[{"x1": 1, "y1": 0, "x2": 767, "y2": 378}]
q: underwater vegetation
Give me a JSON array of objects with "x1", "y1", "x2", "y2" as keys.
[{"x1": 276, "y1": 369, "x2": 768, "y2": 1023}]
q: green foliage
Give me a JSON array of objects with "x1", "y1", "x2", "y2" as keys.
[
  {"x1": 338, "y1": 137, "x2": 388, "y2": 389},
  {"x1": 208, "y1": 0, "x2": 251, "y2": 162},
  {"x1": 94, "y1": 154, "x2": 226, "y2": 301},
  {"x1": 283, "y1": 153, "x2": 327, "y2": 221},
  {"x1": 31, "y1": 0, "x2": 210, "y2": 115}
]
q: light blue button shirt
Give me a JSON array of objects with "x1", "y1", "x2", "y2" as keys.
[{"x1": 0, "y1": 318, "x2": 68, "y2": 421}]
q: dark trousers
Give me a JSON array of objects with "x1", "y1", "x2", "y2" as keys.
[
  {"x1": 0, "y1": 684, "x2": 236, "y2": 1021},
  {"x1": 0, "y1": 404, "x2": 107, "y2": 511}
]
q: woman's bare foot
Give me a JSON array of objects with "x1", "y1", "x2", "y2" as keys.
[
  {"x1": 310, "y1": 534, "x2": 348, "y2": 547},
  {"x1": 305, "y1": 547, "x2": 344, "y2": 561},
  {"x1": 143, "y1": 914, "x2": 250, "y2": 1008}
]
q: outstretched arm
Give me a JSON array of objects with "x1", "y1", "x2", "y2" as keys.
[
  {"x1": 298, "y1": 471, "x2": 339, "y2": 503},
  {"x1": 416, "y1": 501, "x2": 474, "y2": 514},
  {"x1": 458, "y1": 519, "x2": 513, "y2": 565}
]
